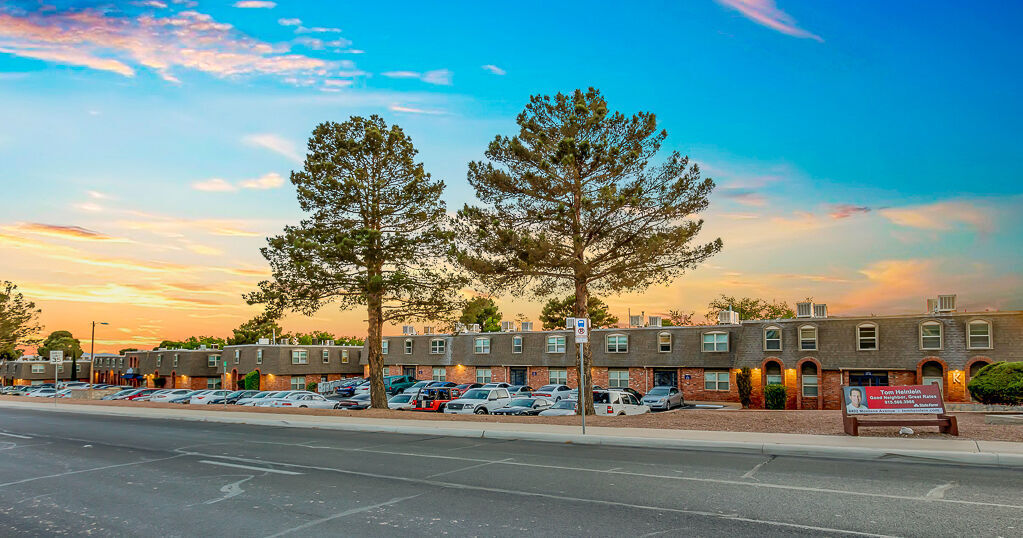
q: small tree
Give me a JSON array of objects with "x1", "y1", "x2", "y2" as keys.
[
  {"x1": 706, "y1": 295, "x2": 795, "y2": 322},
  {"x1": 0, "y1": 281, "x2": 42, "y2": 361},
  {"x1": 665, "y1": 309, "x2": 696, "y2": 326},
  {"x1": 539, "y1": 295, "x2": 619, "y2": 330},
  {"x1": 459, "y1": 297, "x2": 502, "y2": 332},
  {"x1": 228, "y1": 316, "x2": 285, "y2": 346},
  {"x1": 38, "y1": 330, "x2": 83, "y2": 379},
  {"x1": 306, "y1": 381, "x2": 319, "y2": 392},
  {"x1": 736, "y1": 367, "x2": 753, "y2": 408},
  {"x1": 243, "y1": 371, "x2": 261, "y2": 390},
  {"x1": 153, "y1": 377, "x2": 166, "y2": 388},
  {"x1": 764, "y1": 384, "x2": 787, "y2": 410},
  {"x1": 967, "y1": 362, "x2": 1023, "y2": 405}
]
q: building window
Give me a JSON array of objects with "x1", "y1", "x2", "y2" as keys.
[
  {"x1": 119, "y1": 358, "x2": 124, "y2": 367},
  {"x1": 799, "y1": 326, "x2": 817, "y2": 351},
  {"x1": 430, "y1": 339, "x2": 445, "y2": 354},
  {"x1": 256, "y1": 349, "x2": 262, "y2": 364},
  {"x1": 291, "y1": 350, "x2": 308, "y2": 365},
  {"x1": 474, "y1": 337, "x2": 490, "y2": 354},
  {"x1": 606, "y1": 334, "x2": 628, "y2": 353},
  {"x1": 512, "y1": 336, "x2": 523, "y2": 354},
  {"x1": 764, "y1": 327, "x2": 782, "y2": 351},
  {"x1": 549, "y1": 368, "x2": 567, "y2": 385},
  {"x1": 857, "y1": 324, "x2": 878, "y2": 350},
  {"x1": 702, "y1": 332, "x2": 728, "y2": 352},
  {"x1": 58, "y1": 364, "x2": 64, "y2": 373},
  {"x1": 432, "y1": 367, "x2": 446, "y2": 382},
  {"x1": 920, "y1": 321, "x2": 942, "y2": 350},
  {"x1": 608, "y1": 368, "x2": 629, "y2": 388},
  {"x1": 476, "y1": 367, "x2": 492, "y2": 384},
  {"x1": 546, "y1": 336, "x2": 566, "y2": 353},
  {"x1": 801, "y1": 362, "x2": 818, "y2": 397},
  {"x1": 704, "y1": 370, "x2": 730, "y2": 391},
  {"x1": 967, "y1": 320, "x2": 991, "y2": 349},
  {"x1": 76, "y1": 364, "x2": 82, "y2": 373},
  {"x1": 31, "y1": 364, "x2": 44, "y2": 374},
  {"x1": 381, "y1": 340, "x2": 389, "y2": 355},
  {"x1": 208, "y1": 354, "x2": 220, "y2": 367},
  {"x1": 290, "y1": 376, "x2": 305, "y2": 391},
  {"x1": 321, "y1": 375, "x2": 328, "y2": 383},
  {"x1": 404, "y1": 339, "x2": 413, "y2": 355},
  {"x1": 658, "y1": 332, "x2": 671, "y2": 353},
  {"x1": 322, "y1": 349, "x2": 330, "y2": 363},
  {"x1": 235, "y1": 350, "x2": 240, "y2": 364},
  {"x1": 341, "y1": 350, "x2": 349, "y2": 364},
  {"x1": 173, "y1": 354, "x2": 179, "y2": 367},
  {"x1": 765, "y1": 362, "x2": 782, "y2": 385},
  {"x1": 157, "y1": 355, "x2": 163, "y2": 367},
  {"x1": 207, "y1": 377, "x2": 222, "y2": 390}
]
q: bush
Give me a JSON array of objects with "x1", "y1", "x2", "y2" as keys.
[
  {"x1": 967, "y1": 362, "x2": 1023, "y2": 405},
  {"x1": 764, "y1": 384, "x2": 787, "y2": 410},
  {"x1": 243, "y1": 371, "x2": 260, "y2": 390},
  {"x1": 306, "y1": 381, "x2": 319, "y2": 392},
  {"x1": 736, "y1": 367, "x2": 752, "y2": 408},
  {"x1": 152, "y1": 377, "x2": 166, "y2": 388}
]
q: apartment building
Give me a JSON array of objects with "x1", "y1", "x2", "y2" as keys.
[{"x1": 0, "y1": 355, "x2": 95, "y2": 385}]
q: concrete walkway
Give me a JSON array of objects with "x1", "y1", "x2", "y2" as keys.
[{"x1": 3, "y1": 399, "x2": 1021, "y2": 468}]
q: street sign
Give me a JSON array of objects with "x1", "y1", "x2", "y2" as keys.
[
  {"x1": 49, "y1": 350, "x2": 63, "y2": 363},
  {"x1": 574, "y1": 317, "x2": 588, "y2": 343}
]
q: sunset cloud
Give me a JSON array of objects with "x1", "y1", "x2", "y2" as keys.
[
  {"x1": 233, "y1": 1, "x2": 276, "y2": 8},
  {"x1": 12, "y1": 223, "x2": 129, "y2": 243},
  {"x1": 192, "y1": 172, "x2": 284, "y2": 192},
  {"x1": 382, "y1": 69, "x2": 453, "y2": 85},
  {"x1": 717, "y1": 187, "x2": 767, "y2": 207},
  {"x1": 389, "y1": 104, "x2": 446, "y2": 115},
  {"x1": 879, "y1": 201, "x2": 993, "y2": 234},
  {"x1": 715, "y1": 0, "x2": 822, "y2": 42},
  {"x1": 191, "y1": 178, "x2": 237, "y2": 192},
  {"x1": 829, "y1": 204, "x2": 871, "y2": 219}
]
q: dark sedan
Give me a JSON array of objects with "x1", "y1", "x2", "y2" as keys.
[
  {"x1": 333, "y1": 378, "x2": 365, "y2": 397},
  {"x1": 492, "y1": 397, "x2": 554, "y2": 416},
  {"x1": 334, "y1": 393, "x2": 371, "y2": 410}
]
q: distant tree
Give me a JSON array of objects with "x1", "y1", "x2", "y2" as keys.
[
  {"x1": 227, "y1": 316, "x2": 286, "y2": 346},
  {"x1": 539, "y1": 295, "x2": 619, "y2": 330},
  {"x1": 459, "y1": 297, "x2": 502, "y2": 332},
  {"x1": 664, "y1": 309, "x2": 696, "y2": 326},
  {"x1": 38, "y1": 330, "x2": 83, "y2": 379},
  {"x1": 117, "y1": 348, "x2": 140, "y2": 355},
  {"x1": 454, "y1": 89, "x2": 721, "y2": 412},
  {"x1": 0, "y1": 281, "x2": 42, "y2": 361},
  {"x1": 246, "y1": 116, "x2": 466, "y2": 409},
  {"x1": 706, "y1": 295, "x2": 796, "y2": 322},
  {"x1": 152, "y1": 336, "x2": 226, "y2": 350}
]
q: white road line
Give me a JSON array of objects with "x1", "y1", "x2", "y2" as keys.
[
  {"x1": 198, "y1": 460, "x2": 303, "y2": 475},
  {"x1": 0, "y1": 432, "x2": 32, "y2": 439},
  {"x1": 204, "y1": 475, "x2": 254, "y2": 505},
  {"x1": 264, "y1": 494, "x2": 422, "y2": 537},
  {"x1": 427, "y1": 458, "x2": 513, "y2": 479},
  {"x1": 926, "y1": 481, "x2": 955, "y2": 500},
  {"x1": 0, "y1": 455, "x2": 184, "y2": 488},
  {"x1": 742, "y1": 456, "x2": 775, "y2": 479}
]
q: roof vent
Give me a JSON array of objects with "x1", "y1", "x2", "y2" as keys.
[
  {"x1": 401, "y1": 325, "x2": 416, "y2": 336},
  {"x1": 718, "y1": 310, "x2": 740, "y2": 325},
  {"x1": 629, "y1": 315, "x2": 643, "y2": 328},
  {"x1": 453, "y1": 322, "x2": 466, "y2": 333},
  {"x1": 796, "y1": 302, "x2": 813, "y2": 318},
  {"x1": 501, "y1": 321, "x2": 515, "y2": 332},
  {"x1": 199, "y1": 344, "x2": 207, "y2": 350},
  {"x1": 325, "y1": 339, "x2": 334, "y2": 346},
  {"x1": 813, "y1": 304, "x2": 828, "y2": 318},
  {"x1": 520, "y1": 321, "x2": 533, "y2": 332},
  {"x1": 937, "y1": 294, "x2": 956, "y2": 313},
  {"x1": 257, "y1": 338, "x2": 270, "y2": 345},
  {"x1": 648, "y1": 316, "x2": 662, "y2": 328}
]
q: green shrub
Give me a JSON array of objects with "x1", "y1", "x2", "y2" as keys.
[
  {"x1": 967, "y1": 362, "x2": 1023, "y2": 405},
  {"x1": 306, "y1": 381, "x2": 319, "y2": 392},
  {"x1": 243, "y1": 371, "x2": 260, "y2": 390},
  {"x1": 152, "y1": 377, "x2": 166, "y2": 388},
  {"x1": 764, "y1": 384, "x2": 787, "y2": 410},
  {"x1": 736, "y1": 367, "x2": 753, "y2": 408}
]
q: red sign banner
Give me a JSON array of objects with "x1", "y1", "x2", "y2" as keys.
[{"x1": 843, "y1": 385, "x2": 944, "y2": 415}]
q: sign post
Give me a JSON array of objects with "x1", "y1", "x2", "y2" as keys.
[
  {"x1": 50, "y1": 350, "x2": 63, "y2": 404},
  {"x1": 569, "y1": 317, "x2": 589, "y2": 434}
]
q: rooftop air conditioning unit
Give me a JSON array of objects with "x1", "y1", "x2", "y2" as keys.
[
  {"x1": 813, "y1": 304, "x2": 828, "y2": 318},
  {"x1": 937, "y1": 294, "x2": 957, "y2": 312},
  {"x1": 501, "y1": 321, "x2": 515, "y2": 332},
  {"x1": 927, "y1": 298, "x2": 938, "y2": 313},
  {"x1": 796, "y1": 302, "x2": 813, "y2": 318},
  {"x1": 158, "y1": 347, "x2": 167, "y2": 351},
  {"x1": 199, "y1": 345, "x2": 207, "y2": 350},
  {"x1": 718, "y1": 310, "x2": 740, "y2": 325},
  {"x1": 257, "y1": 338, "x2": 270, "y2": 345},
  {"x1": 469, "y1": 324, "x2": 481, "y2": 333},
  {"x1": 629, "y1": 315, "x2": 643, "y2": 328},
  {"x1": 520, "y1": 321, "x2": 533, "y2": 332},
  {"x1": 648, "y1": 316, "x2": 662, "y2": 328},
  {"x1": 402, "y1": 325, "x2": 416, "y2": 335},
  {"x1": 423, "y1": 326, "x2": 434, "y2": 335},
  {"x1": 325, "y1": 340, "x2": 334, "y2": 346}
]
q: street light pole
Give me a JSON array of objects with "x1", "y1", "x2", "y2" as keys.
[{"x1": 89, "y1": 321, "x2": 108, "y2": 399}]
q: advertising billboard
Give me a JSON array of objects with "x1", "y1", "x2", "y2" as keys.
[{"x1": 843, "y1": 385, "x2": 945, "y2": 415}]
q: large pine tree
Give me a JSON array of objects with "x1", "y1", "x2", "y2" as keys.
[
  {"x1": 454, "y1": 88, "x2": 722, "y2": 413},
  {"x1": 248, "y1": 116, "x2": 465, "y2": 408}
]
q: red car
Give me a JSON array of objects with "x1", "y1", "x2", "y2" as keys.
[
  {"x1": 413, "y1": 387, "x2": 457, "y2": 412},
  {"x1": 124, "y1": 388, "x2": 160, "y2": 400}
]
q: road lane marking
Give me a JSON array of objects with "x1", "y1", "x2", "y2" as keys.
[
  {"x1": 0, "y1": 432, "x2": 32, "y2": 439},
  {"x1": 742, "y1": 456, "x2": 775, "y2": 479},
  {"x1": 426, "y1": 458, "x2": 514, "y2": 479},
  {"x1": 198, "y1": 460, "x2": 303, "y2": 475},
  {"x1": 0, "y1": 454, "x2": 184, "y2": 488},
  {"x1": 204, "y1": 475, "x2": 254, "y2": 505},
  {"x1": 264, "y1": 494, "x2": 422, "y2": 537},
  {"x1": 926, "y1": 481, "x2": 955, "y2": 499}
]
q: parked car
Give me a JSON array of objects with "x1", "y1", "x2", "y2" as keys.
[
  {"x1": 608, "y1": 387, "x2": 644, "y2": 401},
  {"x1": 206, "y1": 390, "x2": 259, "y2": 405},
  {"x1": 454, "y1": 383, "x2": 482, "y2": 393},
  {"x1": 443, "y1": 388, "x2": 512, "y2": 415},
  {"x1": 149, "y1": 389, "x2": 197, "y2": 403},
  {"x1": 55, "y1": 388, "x2": 73, "y2": 398},
  {"x1": 333, "y1": 378, "x2": 365, "y2": 397},
  {"x1": 402, "y1": 380, "x2": 433, "y2": 394},
  {"x1": 110, "y1": 388, "x2": 148, "y2": 400},
  {"x1": 25, "y1": 387, "x2": 58, "y2": 398},
  {"x1": 531, "y1": 384, "x2": 573, "y2": 402},
  {"x1": 506, "y1": 385, "x2": 533, "y2": 397},
  {"x1": 387, "y1": 392, "x2": 417, "y2": 410},
  {"x1": 134, "y1": 389, "x2": 171, "y2": 402},
  {"x1": 427, "y1": 381, "x2": 457, "y2": 388},
  {"x1": 539, "y1": 399, "x2": 578, "y2": 416},
  {"x1": 167, "y1": 392, "x2": 199, "y2": 404},
  {"x1": 595, "y1": 390, "x2": 650, "y2": 415},
  {"x1": 235, "y1": 391, "x2": 275, "y2": 406},
  {"x1": 412, "y1": 387, "x2": 457, "y2": 412},
  {"x1": 189, "y1": 390, "x2": 230, "y2": 405},
  {"x1": 124, "y1": 388, "x2": 160, "y2": 401},
  {"x1": 101, "y1": 389, "x2": 137, "y2": 400},
  {"x1": 270, "y1": 393, "x2": 337, "y2": 409},
  {"x1": 640, "y1": 386, "x2": 684, "y2": 411},
  {"x1": 480, "y1": 382, "x2": 511, "y2": 389},
  {"x1": 254, "y1": 391, "x2": 311, "y2": 407},
  {"x1": 335, "y1": 393, "x2": 372, "y2": 410},
  {"x1": 354, "y1": 375, "x2": 416, "y2": 396},
  {"x1": 492, "y1": 397, "x2": 554, "y2": 415}
]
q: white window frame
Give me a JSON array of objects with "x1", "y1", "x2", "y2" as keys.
[
  {"x1": 157, "y1": 355, "x2": 163, "y2": 367},
  {"x1": 291, "y1": 350, "x2": 308, "y2": 365},
  {"x1": 704, "y1": 370, "x2": 730, "y2": 391},
  {"x1": 31, "y1": 364, "x2": 44, "y2": 374},
  {"x1": 476, "y1": 367, "x2": 492, "y2": 384},
  {"x1": 857, "y1": 323, "x2": 878, "y2": 350},
  {"x1": 512, "y1": 336, "x2": 523, "y2": 354},
  {"x1": 606, "y1": 334, "x2": 628, "y2": 353},
  {"x1": 208, "y1": 354, "x2": 220, "y2": 367},
  {"x1": 341, "y1": 349, "x2": 350, "y2": 364},
  {"x1": 474, "y1": 337, "x2": 491, "y2": 354},
  {"x1": 173, "y1": 354, "x2": 179, "y2": 367},
  {"x1": 801, "y1": 366, "x2": 819, "y2": 398},
  {"x1": 702, "y1": 332, "x2": 728, "y2": 352},
  {"x1": 381, "y1": 340, "x2": 389, "y2": 355},
  {"x1": 799, "y1": 325, "x2": 817, "y2": 351},
  {"x1": 290, "y1": 376, "x2": 306, "y2": 391},
  {"x1": 322, "y1": 349, "x2": 330, "y2": 363},
  {"x1": 763, "y1": 326, "x2": 782, "y2": 351},
  {"x1": 235, "y1": 349, "x2": 240, "y2": 364},
  {"x1": 430, "y1": 338, "x2": 446, "y2": 354},
  {"x1": 256, "y1": 349, "x2": 263, "y2": 364},
  {"x1": 967, "y1": 320, "x2": 992, "y2": 350},
  {"x1": 548, "y1": 368, "x2": 567, "y2": 385},
  {"x1": 608, "y1": 368, "x2": 629, "y2": 388},
  {"x1": 657, "y1": 332, "x2": 671, "y2": 353},
  {"x1": 546, "y1": 336, "x2": 566, "y2": 353},
  {"x1": 919, "y1": 321, "x2": 942, "y2": 351},
  {"x1": 404, "y1": 339, "x2": 412, "y2": 355},
  {"x1": 432, "y1": 367, "x2": 446, "y2": 382}
]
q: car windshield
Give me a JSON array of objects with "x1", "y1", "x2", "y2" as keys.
[
  {"x1": 226, "y1": 391, "x2": 246, "y2": 397},
  {"x1": 251, "y1": 392, "x2": 271, "y2": 398},
  {"x1": 552, "y1": 400, "x2": 576, "y2": 410},
  {"x1": 647, "y1": 388, "x2": 669, "y2": 396},
  {"x1": 538, "y1": 385, "x2": 559, "y2": 391},
  {"x1": 459, "y1": 389, "x2": 489, "y2": 400},
  {"x1": 352, "y1": 394, "x2": 371, "y2": 400},
  {"x1": 389, "y1": 394, "x2": 412, "y2": 403},
  {"x1": 508, "y1": 398, "x2": 535, "y2": 407}
]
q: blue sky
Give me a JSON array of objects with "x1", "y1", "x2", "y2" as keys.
[{"x1": 1, "y1": 0, "x2": 1020, "y2": 350}]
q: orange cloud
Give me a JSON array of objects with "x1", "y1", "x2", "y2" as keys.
[
  {"x1": 879, "y1": 201, "x2": 993, "y2": 233},
  {"x1": 716, "y1": 0, "x2": 822, "y2": 41},
  {"x1": 11, "y1": 223, "x2": 130, "y2": 242}
]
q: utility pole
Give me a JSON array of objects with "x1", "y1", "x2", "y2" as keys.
[{"x1": 89, "y1": 321, "x2": 108, "y2": 399}]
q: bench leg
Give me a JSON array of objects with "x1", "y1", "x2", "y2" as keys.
[
  {"x1": 940, "y1": 415, "x2": 959, "y2": 436},
  {"x1": 844, "y1": 416, "x2": 859, "y2": 436}
]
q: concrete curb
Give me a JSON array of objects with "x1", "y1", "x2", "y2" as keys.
[{"x1": 5, "y1": 401, "x2": 1022, "y2": 468}]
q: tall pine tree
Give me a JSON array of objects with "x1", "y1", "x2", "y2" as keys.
[{"x1": 454, "y1": 89, "x2": 722, "y2": 413}]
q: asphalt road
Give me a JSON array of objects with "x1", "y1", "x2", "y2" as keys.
[{"x1": 0, "y1": 408, "x2": 1020, "y2": 537}]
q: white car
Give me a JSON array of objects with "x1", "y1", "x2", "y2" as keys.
[
  {"x1": 135, "y1": 389, "x2": 172, "y2": 402},
  {"x1": 255, "y1": 391, "x2": 315, "y2": 407},
  {"x1": 402, "y1": 381, "x2": 432, "y2": 394},
  {"x1": 235, "y1": 391, "x2": 276, "y2": 406},
  {"x1": 595, "y1": 390, "x2": 650, "y2": 415},
  {"x1": 531, "y1": 384, "x2": 573, "y2": 402},
  {"x1": 443, "y1": 388, "x2": 512, "y2": 415},
  {"x1": 388, "y1": 392, "x2": 417, "y2": 410},
  {"x1": 25, "y1": 387, "x2": 57, "y2": 398},
  {"x1": 480, "y1": 382, "x2": 511, "y2": 389},
  {"x1": 269, "y1": 393, "x2": 337, "y2": 409},
  {"x1": 189, "y1": 390, "x2": 230, "y2": 405},
  {"x1": 539, "y1": 399, "x2": 578, "y2": 416},
  {"x1": 149, "y1": 389, "x2": 195, "y2": 403}
]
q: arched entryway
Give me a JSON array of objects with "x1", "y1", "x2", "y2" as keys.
[
  {"x1": 920, "y1": 360, "x2": 945, "y2": 393},
  {"x1": 797, "y1": 359, "x2": 821, "y2": 410},
  {"x1": 170, "y1": 370, "x2": 177, "y2": 388}
]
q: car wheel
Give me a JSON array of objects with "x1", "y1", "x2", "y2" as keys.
[
  {"x1": 555, "y1": 396, "x2": 561, "y2": 402},
  {"x1": 300, "y1": 405, "x2": 307, "y2": 408},
  {"x1": 474, "y1": 407, "x2": 488, "y2": 415}
]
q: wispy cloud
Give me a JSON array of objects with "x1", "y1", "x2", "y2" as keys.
[
  {"x1": 382, "y1": 69, "x2": 452, "y2": 86},
  {"x1": 278, "y1": 18, "x2": 301, "y2": 26},
  {"x1": 880, "y1": 201, "x2": 994, "y2": 234},
  {"x1": 192, "y1": 172, "x2": 285, "y2": 192},
  {"x1": 481, "y1": 64, "x2": 505, "y2": 75},
  {"x1": 233, "y1": 1, "x2": 276, "y2": 8},
  {"x1": 717, "y1": 187, "x2": 767, "y2": 207},
  {"x1": 242, "y1": 134, "x2": 304, "y2": 163},
  {"x1": 828, "y1": 204, "x2": 871, "y2": 219},
  {"x1": 10, "y1": 223, "x2": 130, "y2": 243},
  {"x1": 715, "y1": 0, "x2": 822, "y2": 42},
  {"x1": 389, "y1": 104, "x2": 446, "y2": 115},
  {"x1": 191, "y1": 178, "x2": 237, "y2": 192}
]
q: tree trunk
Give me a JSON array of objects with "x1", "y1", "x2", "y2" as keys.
[
  {"x1": 366, "y1": 291, "x2": 388, "y2": 409},
  {"x1": 575, "y1": 282, "x2": 595, "y2": 415}
]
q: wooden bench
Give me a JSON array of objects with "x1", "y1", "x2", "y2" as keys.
[{"x1": 842, "y1": 385, "x2": 959, "y2": 436}]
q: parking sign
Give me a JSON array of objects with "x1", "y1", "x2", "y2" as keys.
[{"x1": 49, "y1": 350, "x2": 64, "y2": 363}]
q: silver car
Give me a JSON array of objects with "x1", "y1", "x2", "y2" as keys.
[
  {"x1": 538, "y1": 399, "x2": 578, "y2": 416},
  {"x1": 269, "y1": 393, "x2": 337, "y2": 409},
  {"x1": 388, "y1": 392, "x2": 417, "y2": 410},
  {"x1": 641, "y1": 386, "x2": 684, "y2": 411}
]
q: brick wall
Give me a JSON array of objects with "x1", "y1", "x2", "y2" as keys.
[
  {"x1": 527, "y1": 366, "x2": 549, "y2": 386},
  {"x1": 822, "y1": 370, "x2": 843, "y2": 410},
  {"x1": 680, "y1": 367, "x2": 739, "y2": 403},
  {"x1": 262, "y1": 375, "x2": 291, "y2": 391}
]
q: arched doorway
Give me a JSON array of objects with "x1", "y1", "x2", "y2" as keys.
[
  {"x1": 170, "y1": 371, "x2": 176, "y2": 388},
  {"x1": 921, "y1": 361, "x2": 944, "y2": 392},
  {"x1": 764, "y1": 360, "x2": 783, "y2": 386},
  {"x1": 799, "y1": 361, "x2": 819, "y2": 410}
]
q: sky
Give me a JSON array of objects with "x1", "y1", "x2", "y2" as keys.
[{"x1": 1, "y1": 0, "x2": 1021, "y2": 352}]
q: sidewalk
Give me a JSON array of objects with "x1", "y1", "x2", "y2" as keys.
[{"x1": 3, "y1": 399, "x2": 1021, "y2": 468}]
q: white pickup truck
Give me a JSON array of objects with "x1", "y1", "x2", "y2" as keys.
[{"x1": 443, "y1": 387, "x2": 512, "y2": 415}]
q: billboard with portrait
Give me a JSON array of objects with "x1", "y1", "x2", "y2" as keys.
[{"x1": 843, "y1": 385, "x2": 944, "y2": 415}]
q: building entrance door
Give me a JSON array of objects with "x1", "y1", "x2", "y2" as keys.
[
  {"x1": 402, "y1": 366, "x2": 416, "y2": 378},
  {"x1": 849, "y1": 372, "x2": 889, "y2": 386},
  {"x1": 509, "y1": 367, "x2": 527, "y2": 386},
  {"x1": 653, "y1": 369, "x2": 678, "y2": 388}
]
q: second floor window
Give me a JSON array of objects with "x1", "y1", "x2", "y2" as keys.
[
  {"x1": 157, "y1": 355, "x2": 163, "y2": 367},
  {"x1": 256, "y1": 349, "x2": 262, "y2": 364},
  {"x1": 381, "y1": 340, "x2": 389, "y2": 354},
  {"x1": 799, "y1": 326, "x2": 817, "y2": 351},
  {"x1": 968, "y1": 320, "x2": 991, "y2": 349},
  {"x1": 173, "y1": 354, "x2": 179, "y2": 367},
  {"x1": 341, "y1": 350, "x2": 350, "y2": 363},
  {"x1": 764, "y1": 327, "x2": 782, "y2": 351},
  {"x1": 430, "y1": 339, "x2": 445, "y2": 354},
  {"x1": 404, "y1": 340, "x2": 413, "y2": 354},
  {"x1": 474, "y1": 338, "x2": 490, "y2": 354},
  {"x1": 31, "y1": 364, "x2": 44, "y2": 373},
  {"x1": 547, "y1": 336, "x2": 566, "y2": 353},
  {"x1": 857, "y1": 324, "x2": 878, "y2": 350},
  {"x1": 291, "y1": 350, "x2": 308, "y2": 364},
  {"x1": 235, "y1": 350, "x2": 240, "y2": 363},
  {"x1": 920, "y1": 322, "x2": 942, "y2": 350},
  {"x1": 606, "y1": 334, "x2": 628, "y2": 353},
  {"x1": 512, "y1": 336, "x2": 522, "y2": 353},
  {"x1": 702, "y1": 332, "x2": 728, "y2": 352},
  {"x1": 322, "y1": 350, "x2": 330, "y2": 363},
  {"x1": 208, "y1": 354, "x2": 220, "y2": 367},
  {"x1": 658, "y1": 332, "x2": 671, "y2": 352}
]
